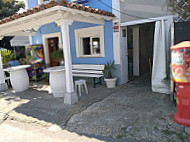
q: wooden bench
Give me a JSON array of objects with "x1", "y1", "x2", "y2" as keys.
[{"x1": 72, "y1": 64, "x2": 105, "y2": 88}]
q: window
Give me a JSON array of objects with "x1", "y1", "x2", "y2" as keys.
[
  {"x1": 75, "y1": 26, "x2": 104, "y2": 57},
  {"x1": 122, "y1": 29, "x2": 126, "y2": 37},
  {"x1": 82, "y1": 37, "x2": 101, "y2": 55}
]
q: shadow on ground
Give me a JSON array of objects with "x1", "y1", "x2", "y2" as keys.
[
  {"x1": 0, "y1": 74, "x2": 189, "y2": 142},
  {"x1": 1, "y1": 80, "x2": 117, "y2": 127},
  {"x1": 65, "y1": 75, "x2": 190, "y2": 142}
]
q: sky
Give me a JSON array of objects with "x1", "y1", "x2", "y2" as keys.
[{"x1": 17, "y1": 0, "x2": 26, "y2": 13}]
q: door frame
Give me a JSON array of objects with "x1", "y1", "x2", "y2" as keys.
[
  {"x1": 42, "y1": 32, "x2": 62, "y2": 66},
  {"x1": 120, "y1": 15, "x2": 174, "y2": 83}
]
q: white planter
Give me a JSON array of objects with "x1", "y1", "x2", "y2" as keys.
[{"x1": 104, "y1": 78, "x2": 117, "y2": 88}]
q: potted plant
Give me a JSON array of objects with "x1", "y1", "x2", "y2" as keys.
[
  {"x1": 1, "y1": 50, "x2": 15, "y2": 68},
  {"x1": 51, "y1": 49, "x2": 64, "y2": 65},
  {"x1": 103, "y1": 61, "x2": 117, "y2": 88}
]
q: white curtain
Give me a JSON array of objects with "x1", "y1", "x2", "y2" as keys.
[{"x1": 152, "y1": 20, "x2": 171, "y2": 94}]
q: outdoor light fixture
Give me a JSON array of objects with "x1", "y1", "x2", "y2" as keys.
[{"x1": 22, "y1": 28, "x2": 36, "y2": 33}]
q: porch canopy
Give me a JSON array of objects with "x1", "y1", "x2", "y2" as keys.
[
  {"x1": 0, "y1": 0, "x2": 115, "y2": 105},
  {"x1": 10, "y1": 36, "x2": 30, "y2": 46}
]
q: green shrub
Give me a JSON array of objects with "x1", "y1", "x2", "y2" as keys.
[{"x1": 103, "y1": 61, "x2": 116, "y2": 79}]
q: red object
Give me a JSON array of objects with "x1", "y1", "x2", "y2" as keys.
[
  {"x1": 174, "y1": 83, "x2": 190, "y2": 126},
  {"x1": 171, "y1": 42, "x2": 190, "y2": 83},
  {"x1": 171, "y1": 41, "x2": 190, "y2": 126},
  {"x1": 113, "y1": 26, "x2": 119, "y2": 29}
]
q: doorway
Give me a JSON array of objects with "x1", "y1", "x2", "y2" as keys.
[
  {"x1": 47, "y1": 37, "x2": 59, "y2": 67},
  {"x1": 127, "y1": 22, "x2": 155, "y2": 82},
  {"x1": 139, "y1": 23, "x2": 154, "y2": 76},
  {"x1": 127, "y1": 28, "x2": 134, "y2": 81}
]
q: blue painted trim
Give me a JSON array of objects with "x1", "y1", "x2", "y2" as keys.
[
  {"x1": 28, "y1": 0, "x2": 38, "y2": 9},
  {"x1": 27, "y1": 0, "x2": 112, "y2": 12},
  {"x1": 69, "y1": 21, "x2": 114, "y2": 64}
]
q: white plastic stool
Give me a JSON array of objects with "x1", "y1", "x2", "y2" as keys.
[{"x1": 75, "y1": 79, "x2": 88, "y2": 96}]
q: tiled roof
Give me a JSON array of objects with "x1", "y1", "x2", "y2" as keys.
[{"x1": 0, "y1": 0, "x2": 115, "y2": 25}]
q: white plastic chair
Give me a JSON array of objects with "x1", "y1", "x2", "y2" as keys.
[
  {"x1": 4, "y1": 71, "x2": 10, "y2": 86},
  {"x1": 75, "y1": 79, "x2": 88, "y2": 97}
]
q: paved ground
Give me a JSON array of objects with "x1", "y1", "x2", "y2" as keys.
[
  {"x1": 0, "y1": 80, "x2": 116, "y2": 127},
  {"x1": 1, "y1": 120, "x2": 143, "y2": 142},
  {"x1": 0, "y1": 75, "x2": 190, "y2": 142},
  {"x1": 66, "y1": 76, "x2": 190, "y2": 142}
]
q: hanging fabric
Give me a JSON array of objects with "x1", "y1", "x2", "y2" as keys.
[{"x1": 152, "y1": 20, "x2": 170, "y2": 94}]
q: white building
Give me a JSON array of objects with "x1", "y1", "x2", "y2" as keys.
[{"x1": 115, "y1": 0, "x2": 174, "y2": 94}]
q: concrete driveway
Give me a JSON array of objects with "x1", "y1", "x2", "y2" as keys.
[
  {"x1": 66, "y1": 75, "x2": 190, "y2": 142},
  {"x1": 0, "y1": 75, "x2": 189, "y2": 142}
]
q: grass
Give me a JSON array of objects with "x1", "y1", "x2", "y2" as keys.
[
  {"x1": 162, "y1": 130, "x2": 187, "y2": 142},
  {"x1": 167, "y1": 139, "x2": 173, "y2": 142},
  {"x1": 162, "y1": 130, "x2": 177, "y2": 135},
  {"x1": 154, "y1": 126, "x2": 159, "y2": 130},
  {"x1": 116, "y1": 133, "x2": 125, "y2": 139},
  {"x1": 176, "y1": 133, "x2": 187, "y2": 142}
]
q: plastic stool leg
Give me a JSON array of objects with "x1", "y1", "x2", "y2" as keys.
[
  {"x1": 84, "y1": 82, "x2": 88, "y2": 94},
  {"x1": 78, "y1": 85, "x2": 82, "y2": 96},
  {"x1": 75, "y1": 84, "x2": 77, "y2": 93},
  {"x1": 81, "y1": 84, "x2": 84, "y2": 92}
]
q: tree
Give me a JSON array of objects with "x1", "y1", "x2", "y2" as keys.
[
  {"x1": 166, "y1": 0, "x2": 190, "y2": 20},
  {"x1": 0, "y1": 0, "x2": 25, "y2": 20}
]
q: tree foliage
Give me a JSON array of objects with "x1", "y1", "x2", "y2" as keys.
[
  {"x1": 1, "y1": 50, "x2": 15, "y2": 65},
  {"x1": 0, "y1": 0, "x2": 25, "y2": 20},
  {"x1": 166, "y1": 0, "x2": 190, "y2": 19}
]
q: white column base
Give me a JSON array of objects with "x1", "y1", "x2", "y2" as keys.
[
  {"x1": 0, "y1": 83, "x2": 8, "y2": 92},
  {"x1": 64, "y1": 92, "x2": 78, "y2": 105}
]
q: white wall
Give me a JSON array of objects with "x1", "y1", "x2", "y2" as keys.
[
  {"x1": 120, "y1": 27, "x2": 128, "y2": 84},
  {"x1": 120, "y1": 0, "x2": 171, "y2": 23},
  {"x1": 38, "y1": 0, "x2": 43, "y2": 4},
  {"x1": 112, "y1": 0, "x2": 130, "y2": 84},
  {"x1": 133, "y1": 26, "x2": 139, "y2": 76},
  {"x1": 112, "y1": 0, "x2": 121, "y2": 64},
  {"x1": 23, "y1": 0, "x2": 28, "y2": 10}
]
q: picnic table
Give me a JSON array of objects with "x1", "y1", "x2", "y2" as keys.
[
  {"x1": 44, "y1": 66, "x2": 66, "y2": 97},
  {"x1": 4, "y1": 65, "x2": 31, "y2": 92}
]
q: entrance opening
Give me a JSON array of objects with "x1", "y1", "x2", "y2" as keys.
[
  {"x1": 127, "y1": 28, "x2": 134, "y2": 81},
  {"x1": 139, "y1": 22, "x2": 154, "y2": 76},
  {"x1": 127, "y1": 22, "x2": 155, "y2": 82},
  {"x1": 47, "y1": 37, "x2": 59, "y2": 67}
]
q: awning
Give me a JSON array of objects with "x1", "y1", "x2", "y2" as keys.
[{"x1": 10, "y1": 36, "x2": 30, "y2": 46}]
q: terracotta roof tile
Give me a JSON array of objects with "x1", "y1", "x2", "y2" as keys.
[
  {"x1": 0, "y1": 0, "x2": 115, "y2": 24},
  {"x1": 0, "y1": 0, "x2": 115, "y2": 25}
]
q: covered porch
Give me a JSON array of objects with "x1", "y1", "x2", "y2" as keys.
[{"x1": 0, "y1": 1, "x2": 115, "y2": 105}]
